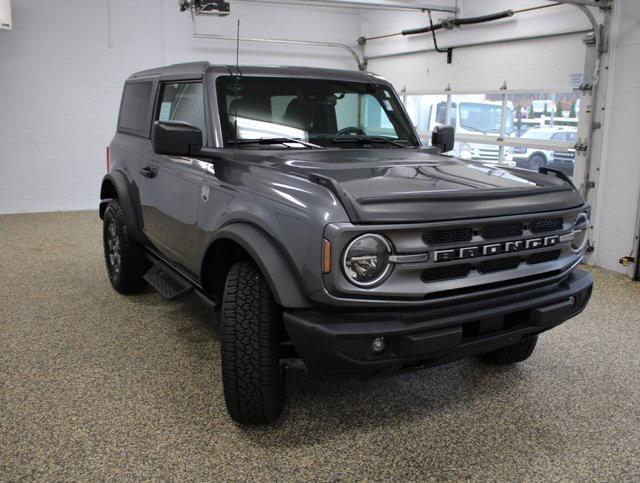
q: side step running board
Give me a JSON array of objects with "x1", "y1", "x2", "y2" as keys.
[{"x1": 144, "y1": 264, "x2": 193, "y2": 300}]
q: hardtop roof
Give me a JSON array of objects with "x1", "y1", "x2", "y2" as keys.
[{"x1": 127, "y1": 62, "x2": 382, "y2": 84}]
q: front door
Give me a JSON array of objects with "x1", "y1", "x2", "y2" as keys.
[{"x1": 139, "y1": 81, "x2": 207, "y2": 272}]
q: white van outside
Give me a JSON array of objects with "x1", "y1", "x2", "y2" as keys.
[{"x1": 406, "y1": 95, "x2": 515, "y2": 163}]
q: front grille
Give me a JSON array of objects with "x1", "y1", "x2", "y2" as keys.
[
  {"x1": 530, "y1": 218, "x2": 563, "y2": 233},
  {"x1": 480, "y1": 222, "x2": 523, "y2": 239},
  {"x1": 422, "y1": 248, "x2": 562, "y2": 284},
  {"x1": 475, "y1": 147, "x2": 499, "y2": 161},
  {"x1": 423, "y1": 217, "x2": 565, "y2": 247},
  {"x1": 527, "y1": 249, "x2": 561, "y2": 264},
  {"x1": 423, "y1": 227, "x2": 473, "y2": 246},
  {"x1": 477, "y1": 256, "x2": 521, "y2": 274},
  {"x1": 422, "y1": 269, "x2": 563, "y2": 300},
  {"x1": 553, "y1": 151, "x2": 575, "y2": 162},
  {"x1": 422, "y1": 264, "x2": 471, "y2": 282}
]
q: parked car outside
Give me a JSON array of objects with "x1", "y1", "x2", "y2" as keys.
[{"x1": 512, "y1": 126, "x2": 577, "y2": 175}]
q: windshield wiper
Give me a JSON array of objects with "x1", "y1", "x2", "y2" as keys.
[
  {"x1": 228, "y1": 138, "x2": 324, "y2": 149},
  {"x1": 328, "y1": 135, "x2": 405, "y2": 148}
]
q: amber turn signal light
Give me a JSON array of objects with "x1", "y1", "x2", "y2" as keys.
[{"x1": 322, "y1": 239, "x2": 331, "y2": 274}]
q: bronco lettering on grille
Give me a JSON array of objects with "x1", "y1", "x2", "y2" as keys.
[{"x1": 432, "y1": 236, "x2": 560, "y2": 263}]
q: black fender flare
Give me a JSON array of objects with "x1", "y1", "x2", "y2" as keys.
[
  {"x1": 206, "y1": 223, "x2": 310, "y2": 309},
  {"x1": 99, "y1": 172, "x2": 144, "y2": 243}
]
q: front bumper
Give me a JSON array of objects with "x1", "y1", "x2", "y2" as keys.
[{"x1": 284, "y1": 268, "x2": 593, "y2": 378}]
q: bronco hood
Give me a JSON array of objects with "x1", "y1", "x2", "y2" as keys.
[{"x1": 269, "y1": 149, "x2": 585, "y2": 223}]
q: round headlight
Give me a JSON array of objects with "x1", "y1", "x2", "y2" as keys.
[
  {"x1": 571, "y1": 212, "x2": 589, "y2": 253},
  {"x1": 342, "y1": 234, "x2": 393, "y2": 287}
]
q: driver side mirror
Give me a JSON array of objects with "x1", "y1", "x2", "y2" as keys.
[
  {"x1": 152, "y1": 120, "x2": 202, "y2": 156},
  {"x1": 431, "y1": 125, "x2": 455, "y2": 153}
]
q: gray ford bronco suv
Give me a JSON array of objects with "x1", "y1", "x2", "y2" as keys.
[{"x1": 100, "y1": 62, "x2": 593, "y2": 425}]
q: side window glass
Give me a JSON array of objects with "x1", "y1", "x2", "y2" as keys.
[
  {"x1": 335, "y1": 93, "x2": 360, "y2": 131},
  {"x1": 551, "y1": 132, "x2": 564, "y2": 141},
  {"x1": 119, "y1": 81, "x2": 153, "y2": 135},
  {"x1": 158, "y1": 82, "x2": 207, "y2": 144},
  {"x1": 362, "y1": 94, "x2": 395, "y2": 137},
  {"x1": 335, "y1": 93, "x2": 397, "y2": 137}
]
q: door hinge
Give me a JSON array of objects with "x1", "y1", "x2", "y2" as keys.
[
  {"x1": 583, "y1": 32, "x2": 596, "y2": 45},
  {"x1": 575, "y1": 142, "x2": 588, "y2": 152}
]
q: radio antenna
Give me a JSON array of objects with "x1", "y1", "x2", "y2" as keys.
[{"x1": 232, "y1": 19, "x2": 240, "y2": 159}]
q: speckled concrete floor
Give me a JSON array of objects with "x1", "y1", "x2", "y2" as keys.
[{"x1": 1, "y1": 210, "x2": 639, "y2": 480}]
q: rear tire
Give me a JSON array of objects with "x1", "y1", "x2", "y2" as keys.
[
  {"x1": 102, "y1": 200, "x2": 149, "y2": 294},
  {"x1": 479, "y1": 335, "x2": 538, "y2": 365},
  {"x1": 220, "y1": 261, "x2": 285, "y2": 425}
]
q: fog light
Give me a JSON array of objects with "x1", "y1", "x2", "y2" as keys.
[
  {"x1": 569, "y1": 296, "x2": 576, "y2": 307},
  {"x1": 372, "y1": 337, "x2": 387, "y2": 354}
]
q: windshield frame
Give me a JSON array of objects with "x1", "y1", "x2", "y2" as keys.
[{"x1": 215, "y1": 75, "x2": 420, "y2": 149}]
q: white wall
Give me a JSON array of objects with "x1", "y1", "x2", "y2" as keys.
[
  {"x1": 0, "y1": 0, "x2": 361, "y2": 214},
  {"x1": 362, "y1": 0, "x2": 591, "y2": 92},
  {"x1": 589, "y1": 0, "x2": 640, "y2": 276}
]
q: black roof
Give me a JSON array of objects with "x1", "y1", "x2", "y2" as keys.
[
  {"x1": 128, "y1": 62, "x2": 382, "y2": 84},
  {"x1": 128, "y1": 61, "x2": 212, "y2": 79}
]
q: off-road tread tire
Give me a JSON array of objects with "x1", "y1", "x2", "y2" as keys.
[
  {"x1": 103, "y1": 199, "x2": 149, "y2": 294},
  {"x1": 479, "y1": 335, "x2": 538, "y2": 365},
  {"x1": 221, "y1": 261, "x2": 284, "y2": 425}
]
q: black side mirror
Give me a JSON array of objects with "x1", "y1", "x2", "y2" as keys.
[
  {"x1": 431, "y1": 125, "x2": 455, "y2": 153},
  {"x1": 152, "y1": 120, "x2": 202, "y2": 156}
]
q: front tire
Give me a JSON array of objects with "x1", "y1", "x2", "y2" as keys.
[
  {"x1": 479, "y1": 335, "x2": 538, "y2": 365},
  {"x1": 220, "y1": 261, "x2": 285, "y2": 425},
  {"x1": 102, "y1": 200, "x2": 149, "y2": 293},
  {"x1": 528, "y1": 154, "x2": 546, "y2": 172}
]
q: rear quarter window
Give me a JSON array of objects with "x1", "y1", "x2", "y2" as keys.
[{"x1": 118, "y1": 81, "x2": 154, "y2": 136}]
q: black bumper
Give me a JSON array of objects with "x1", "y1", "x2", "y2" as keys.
[{"x1": 283, "y1": 268, "x2": 593, "y2": 378}]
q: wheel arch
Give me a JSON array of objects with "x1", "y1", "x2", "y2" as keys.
[
  {"x1": 200, "y1": 223, "x2": 310, "y2": 309},
  {"x1": 528, "y1": 151, "x2": 548, "y2": 163},
  {"x1": 99, "y1": 172, "x2": 144, "y2": 243}
]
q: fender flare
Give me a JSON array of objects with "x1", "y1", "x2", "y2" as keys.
[
  {"x1": 99, "y1": 172, "x2": 144, "y2": 243},
  {"x1": 207, "y1": 223, "x2": 310, "y2": 309}
]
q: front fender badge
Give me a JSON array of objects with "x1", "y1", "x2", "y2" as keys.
[{"x1": 201, "y1": 186, "x2": 210, "y2": 203}]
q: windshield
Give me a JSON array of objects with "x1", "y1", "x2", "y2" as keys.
[
  {"x1": 216, "y1": 76, "x2": 418, "y2": 148},
  {"x1": 522, "y1": 129, "x2": 555, "y2": 140},
  {"x1": 458, "y1": 102, "x2": 514, "y2": 134}
]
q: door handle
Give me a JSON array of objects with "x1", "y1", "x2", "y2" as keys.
[{"x1": 139, "y1": 165, "x2": 157, "y2": 178}]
